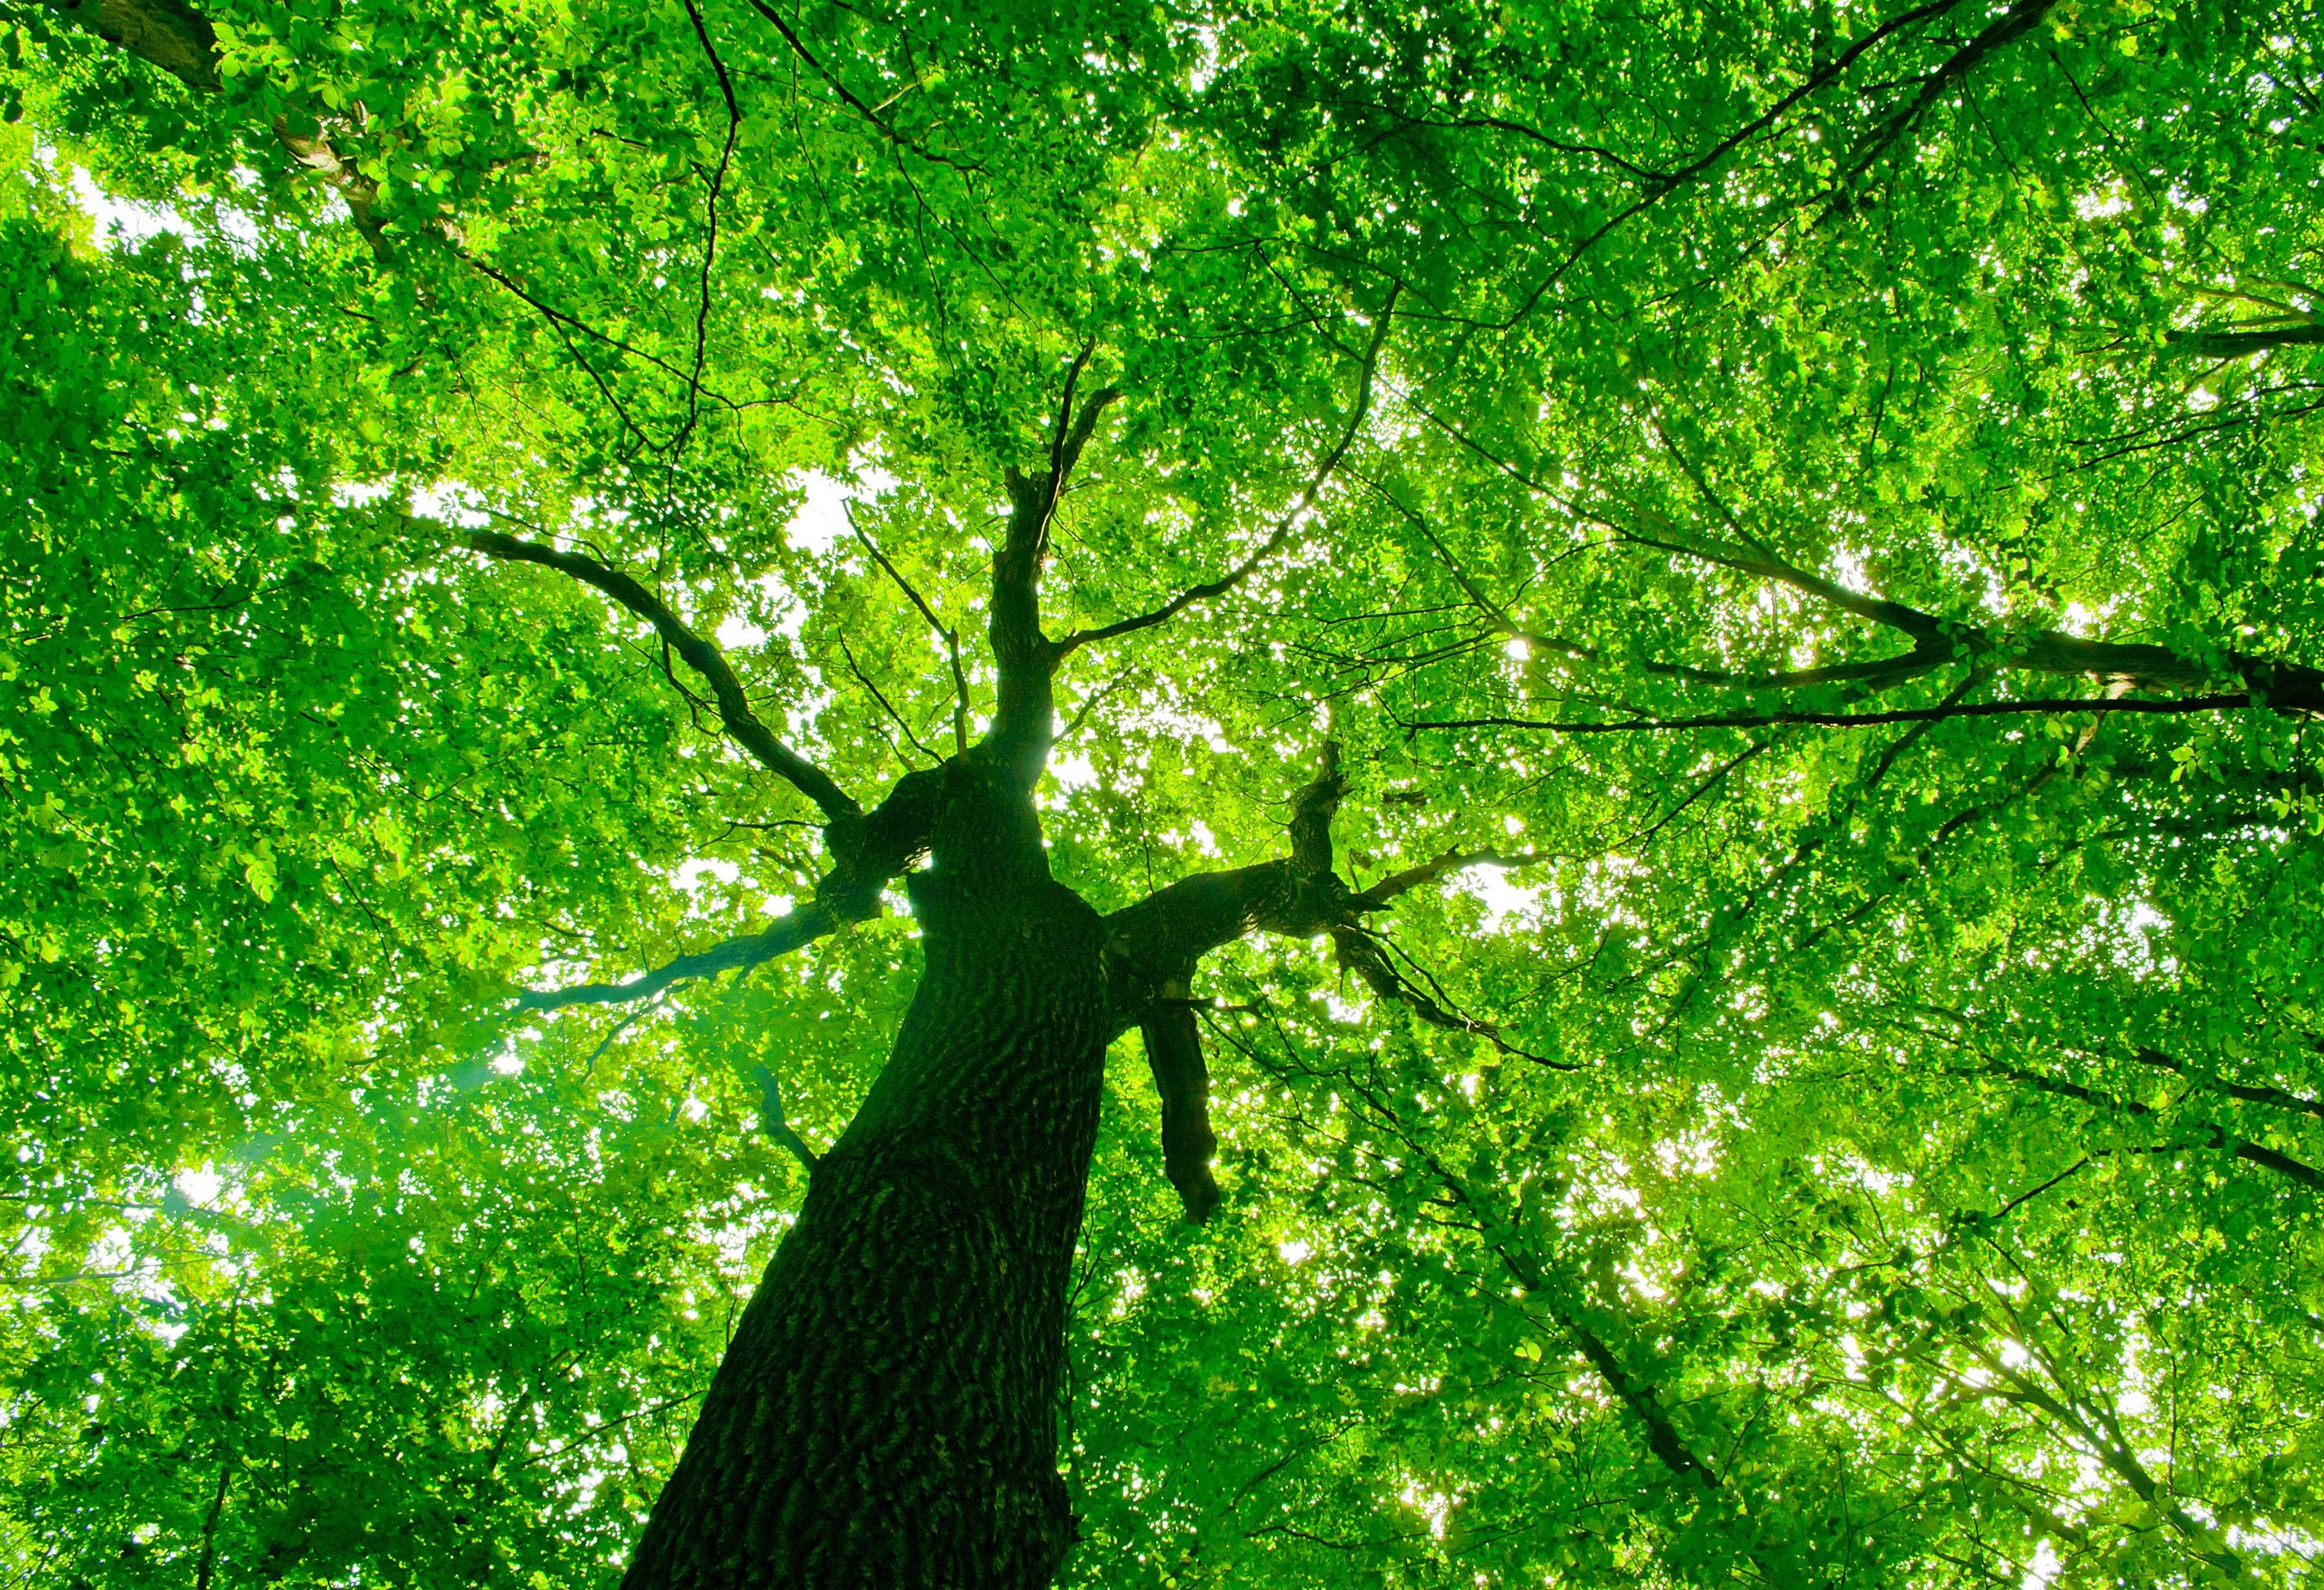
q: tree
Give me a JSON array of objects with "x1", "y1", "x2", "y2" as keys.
[{"x1": 4, "y1": 0, "x2": 2322, "y2": 1585}]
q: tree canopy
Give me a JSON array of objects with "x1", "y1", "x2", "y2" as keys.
[{"x1": 5, "y1": 0, "x2": 2323, "y2": 1582}]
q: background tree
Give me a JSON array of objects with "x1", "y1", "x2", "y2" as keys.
[{"x1": 4, "y1": 0, "x2": 2321, "y2": 1584}]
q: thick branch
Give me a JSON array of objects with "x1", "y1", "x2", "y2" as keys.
[
  {"x1": 1401, "y1": 694, "x2": 2260, "y2": 734},
  {"x1": 751, "y1": 1061, "x2": 820, "y2": 1174},
  {"x1": 1102, "y1": 860, "x2": 1317, "y2": 988},
  {"x1": 49, "y1": 0, "x2": 217, "y2": 92},
  {"x1": 463, "y1": 528, "x2": 862, "y2": 839},
  {"x1": 1058, "y1": 290, "x2": 1399, "y2": 656},
  {"x1": 1097, "y1": 746, "x2": 1359, "y2": 1218},
  {"x1": 51, "y1": 0, "x2": 391, "y2": 250},
  {"x1": 2165, "y1": 324, "x2": 2323, "y2": 360},
  {"x1": 517, "y1": 904, "x2": 839, "y2": 1012},
  {"x1": 986, "y1": 362, "x2": 1120, "y2": 779},
  {"x1": 1618, "y1": 523, "x2": 1946, "y2": 640},
  {"x1": 1141, "y1": 991, "x2": 1221, "y2": 1224},
  {"x1": 1352, "y1": 849, "x2": 1537, "y2": 910},
  {"x1": 1834, "y1": 0, "x2": 2059, "y2": 192},
  {"x1": 1101, "y1": 745, "x2": 1354, "y2": 983},
  {"x1": 1287, "y1": 739, "x2": 1347, "y2": 874},
  {"x1": 1102, "y1": 740, "x2": 1566, "y2": 1216},
  {"x1": 519, "y1": 766, "x2": 942, "y2": 1012}
]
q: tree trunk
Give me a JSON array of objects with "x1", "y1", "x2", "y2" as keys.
[{"x1": 621, "y1": 760, "x2": 1108, "y2": 1589}]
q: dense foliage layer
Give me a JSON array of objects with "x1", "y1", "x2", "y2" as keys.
[{"x1": 5, "y1": 0, "x2": 2322, "y2": 1582}]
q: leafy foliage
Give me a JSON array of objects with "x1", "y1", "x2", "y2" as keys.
[{"x1": 4, "y1": 0, "x2": 2322, "y2": 1583}]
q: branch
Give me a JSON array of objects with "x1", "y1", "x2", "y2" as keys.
[
  {"x1": 1303, "y1": 1054, "x2": 1720, "y2": 1486},
  {"x1": 1331, "y1": 925, "x2": 1572, "y2": 1068},
  {"x1": 2165, "y1": 324, "x2": 2323, "y2": 360},
  {"x1": 1636, "y1": 0, "x2": 1971, "y2": 192},
  {"x1": 1833, "y1": 0, "x2": 2060, "y2": 194},
  {"x1": 836, "y1": 632, "x2": 940, "y2": 765},
  {"x1": 987, "y1": 363, "x2": 1121, "y2": 775},
  {"x1": 848, "y1": 504, "x2": 970, "y2": 754},
  {"x1": 1102, "y1": 739, "x2": 1566, "y2": 1212},
  {"x1": 1617, "y1": 474, "x2": 2324, "y2": 713},
  {"x1": 1040, "y1": 340, "x2": 1111, "y2": 555},
  {"x1": 459, "y1": 254, "x2": 708, "y2": 396},
  {"x1": 50, "y1": 0, "x2": 394, "y2": 251},
  {"x1": 1400, "y1": 694, "x2": 2259, "y2": 734},
  {"x1": 461, "y1": 527, "x2": 862, "y2": 837},
  {"x1": 516, "y1": 904, "x2": 839, "y2": 1012},
  {"x1": 52, "y1": 0, "x2": 219, "y2": 89},
  {"x1": 1103, "y1": 740, "x2": 1540, "y2": 995},
  {"x1": 1058, "y1": 288, "x2": 1400, "y2": 656},
  {"x1": 1288, "y1": 737, "x2": 1347, "y2": 874},
  {"x1": 1351, "y1": 848, "x2": 1539, "y2": 910},
  {"x1": 1141, "y1": 993, "x2": 1221, "y2": 1223},
  {"x1": 1098, "y1": 744, "x2": 1355, "y2": 1217},
  {"x1": 1616, "y1": 522, "x2": 1947, "y2": 640},
  {"x1": 1958, "y1": 1059, "x2": 2323, "y2": 1191},
  {"x1": 1055, "y1": 666, "x2": 1137, "y2": 746},
  {"x1": 2133, "y1": 1046, "x2": 2324, "y2": 1123},
  {"x1": 1369, "y1": 476, "x2": 1957, "y2": 697},
  {"x1": 1483, "y1": 0, "x2": 1977, "y2": 329},
  {"x1": 671, "y1": 0, "x2": 744, "y2": 458},
  {"x1": 737, "y1": 0, "x2": 982, "y2": 173},
  {"x1": 1102, "y1": 859, "x2": 1313, "y2": 985},
  {"x1": 516, "y1": 766, "x2": 944, "y2": 1012},
  {"x1": 751, "y1": 1061, "x2": 820, "y2": 1173}
]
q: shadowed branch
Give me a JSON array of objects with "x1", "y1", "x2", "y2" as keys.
[
  {"x1": 2165, "y1": 324, "x2": 2322, "y2": 360},
  {"x1": 460, "y1": 527, "x2": 863, "y2": 838},
  {"x1": 1059, "y1": 288, "x2": 1399, "y2": 656},
  {"x1": 752, "y1": 1061, "x2": 821, "y2": 1173},
  {"x1": 516, "y1": 765, "x2": 944, "y2": 1012},
  {"x1": 1104, "y1": 738, "x2": 1566, "y2": 1214},
  {"x1": 1400, "y1": 693, "x2": 2265, "y2": 735},
  {"x1": 1140, "y1": 989, "x2": 1221, "y2": 1223},
  {"x1": 517, "y1": 904, "x2": 841, "y2": 1013}
]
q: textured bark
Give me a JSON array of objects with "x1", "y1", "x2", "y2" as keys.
[
  {"x1": 2166, "y1": 324, "x2": 2323, "y2": 360},
  {"x1": 1137, "y1": 988, "x2": 1220, "y2": 1224},
  {"x1": 622, "y1": 758, "x2": 1109, "y2": 1589},
  {"x1": 49, "y1": 0, "x2": 219, "y2": 91}
]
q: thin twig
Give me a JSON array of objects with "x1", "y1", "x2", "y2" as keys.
[
  {"x1": 847, "y1": 503, "x2": 970, "y2": 753},
  {"x1": 838, "y1": 632, "x2": 941, "y2": 765},
  {"x1": 1059, "y1": 286, "x2": 1400, "y2": 654},
  {"x1": 737, "y1": 0, "x2": 983, "y2": 173}
]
